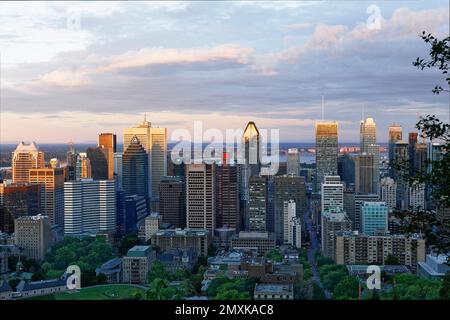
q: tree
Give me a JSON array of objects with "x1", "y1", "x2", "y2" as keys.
[
  {"x1": 322, "y1": 270, "x2": 347, "y2": 292},
  {"x1": 215, "y1": 289, "x2": 251, "y2": 300},
  {"x1": 148, "y1": 260, "x2": 171, "y2": 283},
  {"x1": 439, "y1": 272, "x2": 450, "y2": 299},
  {"x1": 265, "y1": 249, "x2": 283, "y2": 262},
  {"x1": 393, "y1": 32, "x2": 450, "y2": 260},
  {"x1": 381, "y1": 274, "x2": 442, "y2": 300},
  {"x1": 384, "y1": 254, "x2": 400, "y2": 265},
  {"x1": 413, "y1": 32, "x2": 449, "y2": 95},
  {"x1": 333, "y1": 276, "x2": 359, "y2": 300},
  {"x1": 118, "y1": 234, "x2": 140, "y2": 255}
]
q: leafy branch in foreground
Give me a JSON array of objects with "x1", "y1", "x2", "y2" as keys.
[{"x1": 413, "y1": 31, "x2": 450, "y2": 94}]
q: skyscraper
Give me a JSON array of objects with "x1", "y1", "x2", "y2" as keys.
[
  {"x1": 12, "y1": 142, "x2": 45, "y2": 183},
  {"x1": 122, "y1": 136, "x2": 149, "y2": 199},
  {"x1": 186, "y1": 164, "x2": 215, "y2": 233},
  {"x1": 216, "y1": 153, "x2": 240, "y2": 230},
  {"x1": 354, "y1": 193, "x2": 379, "y2": 232},
  {"x1": 321, "y1": 208, "x2": 352, "y2": 258},
  {"x1": 274, "y1": 175, "x2": 307, "y2": 243},
  {"x1": 287, "y1": 148, "x2": 300, "y2": 176},
  {"x1": 159, "y1": 176, "x2": 185, "y2": 228},
  {"x1": 28, "y1": 168, "x2": 65, "y2": 227},
  {"x1": 408, "y1": 132, "x2": 418, "y2": 173},
  {"x1": 361, "y1": 201, "x2": 388, "y2": 236},
  {"x1": 321, "y1": 176, "x2": 344, "y2": 212},
  {"x1": 355, "y1": 154, "x2": 374, "y2": 194},
  {"x1": 394, "y1": 141, "x2": 409, "y2": 209},
  {"x1": 86, "y1": 146, "x2": 109, "y2": 180},
  {"x1": 283, "y1": 200, "x2": 296, "y2": 245},
  {"x1": 407, "y1": 183, "x2": 425, "y2": 212},
  {"x1": 360, "y1": 118, "x2": 379, "y2": 193},
  {"x1": 337, "y1": 154, "x2": 355, "y2": 187},
  {"x1": 248, "y1": 176, "x2": 267, "y2": 232},
  {"x1": 242, "y1": 121, "x2": 261, "y2": 176},
  {"x1": 64, "y1": 179, "x2": 116, "y2": 236},
  {"x1": 388, "y1": 124, "x2": 402, "y2": 176},
  {"x1": 315, "y1": 121, "x2": 338, "y2": 189},
  {"x1": 149, "y1": 127, "x2": 168, "y2": 200},
  {"x1": 380, "y1": 177, "x2": 397, "y2": 211},
  {"x1": 114, "y1": 152, "x2": 123, "y2": 190},
  {"x1": 360, "y1": 118, "x2": 376, "y2": 153},
  {"x1": 0, "y1": 182, "x2": 40, "y2": 234},
  {"x1": 123, "y1": 117, "x2": 167, "y2": 200},
  {"x1": 414, "y1": 142, "x2": 427, "y2": 173},
  {"x1": 76, "y1": 153, "x2": 92, "y2": 179},
  {"x1": 98, "y1": 133, "x2": 117, "y2": 180}
]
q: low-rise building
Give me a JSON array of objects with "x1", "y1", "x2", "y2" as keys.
[
  {"x1": 334, "y1": 232, "x2": 426, "y2": 271},
  {"x1": 16, "y1": 276, "x2": 68, "y2": 298},
  {"x1": 95, "y1": 258, "x2": 122, "y2": 284},
  {"x1": 418, "y1": 254, "x2": 450, "y2": 279},
  {"x1": 253, "y1": 283, "x2": 294, "y2": 300},
  {"x1": 346, "y1": 264, "x2": 411, "y2": 277},
  {"x1": 158, "y1": 248, "x2": 197, "y2": 273},
  {"x1": 230, "y1": 231, "x2": 276, "y2": 256},
  {"x1": 152, "y1": 228, "x2": 211, "y2": 257},
  {"x1": 122, "y1": 245, "x2": 155, "y2": 285},
  {"x1": 144, "y1": 213, "x2": 161, "y2": 242}
]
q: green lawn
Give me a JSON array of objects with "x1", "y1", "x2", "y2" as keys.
[{"x1": 22, "y1": 284, "x2": 147, "y2": 300}]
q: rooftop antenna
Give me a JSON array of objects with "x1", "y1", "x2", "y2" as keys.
[
  {"x1": 362, "y1": 104, "x2": 365, "y2": 121},
  {"x1": 321, "y1": 95, "x2": 324, "y2": 121}
]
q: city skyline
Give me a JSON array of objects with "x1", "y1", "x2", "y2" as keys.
[{"x1": 1, "y1": 1, "x2": 449, "y2": 143}]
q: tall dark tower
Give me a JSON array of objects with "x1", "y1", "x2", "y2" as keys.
[
  {"x1": 242, "y1": 121, "x2": 260, "y2": 176},
  {"x1": 122, "y1": 136, "x2": 149, "y2": 199},
  {"x1": 86, "y1": 147, "x2": 108, "y2": 180},
  {"x1": 216, "y1": 152, "x2": 240, "y2": 231}
]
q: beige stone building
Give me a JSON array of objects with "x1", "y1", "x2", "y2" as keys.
[
  {"x1": 334, "y1": 231, "x2": 425, "y2": 271},
  {"x1": 14, "y1": 214, "x2": 53, "y2": 261},
  {"x1": 122, "y1": 245, "x2": 156, "y2": 285}
]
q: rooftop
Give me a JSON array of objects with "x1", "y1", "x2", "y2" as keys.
[
  {"x1": 254, "y1": 283, "x2": 293, "y2": 294},
  {"x1": 126, "y1": 245, "x2": 152, "y2": 257}
]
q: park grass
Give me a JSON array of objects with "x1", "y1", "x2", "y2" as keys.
[{"x1": 21, "y1": 284, "x2": 147, "y2": 300}]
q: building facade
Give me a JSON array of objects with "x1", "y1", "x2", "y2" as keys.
[
  {"x1": 12, "y1": 142, "x2": 45, "y2": 183},
  {"x1": 14, "y1": 215, "x2": 53, "y2": 261},
  {"x1": 186, "y1": 164, "x2": 215, "y2": 233},
  {"x1": 64, "y1": 179, "x2": 116, "y2": 236},
  {"x1": 28, "y1": 168, "x2": 64, "y2": 227}
]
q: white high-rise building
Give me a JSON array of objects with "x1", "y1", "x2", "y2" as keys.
[
  {"x1": 283, "y1": 200, "x2": 301, "y2": 248},
  {"x1": 408, "y1": 183, "x2": 426, "y2": 212},
  {"x1": 321, "y1": 176, "x2": 344, "y2": 212},
  {"x1": 283, "y1": 200, "x2": 296, "y2": 243},
  {"x1": 64, "y1": 179, "x2": 116, "y2": 236},
  {"x1": 380, "y1": 177, "x2": 397, "y2": 211},
  {"x1": 186, "y1": 164, "x2": 215, "y2": 233},
  {"x1": 123, "y1": 117, "x2": 167, "y2": 199},
  {"x1": 287, "y1": 148, "x2": 300, "y2": 176}
]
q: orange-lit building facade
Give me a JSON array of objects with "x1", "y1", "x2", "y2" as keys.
[
  {"x1": 28, "y1": 168, "x2": 65, "y2": 227},
  {"x1": 12, "y1": 142, "x2": 45, "y2": 183}
]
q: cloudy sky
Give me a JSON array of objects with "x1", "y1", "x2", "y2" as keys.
[{"x1": 1, "y1": 1, "x2": 449, "y2": 143}]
